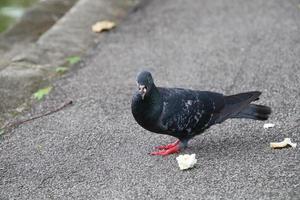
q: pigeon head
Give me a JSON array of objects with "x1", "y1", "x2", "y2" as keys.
[{"x1": 136, "y1": 71, "x2": 154, "y2": 100}]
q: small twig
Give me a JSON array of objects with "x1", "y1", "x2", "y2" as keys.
[{"x1": 1, "y1": 100, "x2": 73, "y2": 130}]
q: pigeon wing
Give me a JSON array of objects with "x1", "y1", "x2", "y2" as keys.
[{"x1": 157, "y1": 88, "x2": 225, "y2": 138}]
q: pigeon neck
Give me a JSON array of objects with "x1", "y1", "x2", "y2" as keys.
[
  {"x1": 144, "y1": 84, "x2": 163, "y2": 119},
  {"x1": 131, "y1": 83, "x2": 163, "y2": 132},
  {"x1": 148, "y1": 84, "x2": 161, "y2": 101}
]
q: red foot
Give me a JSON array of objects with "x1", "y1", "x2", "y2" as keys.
[
  {"x1": 150, "y1": 145, "x2": 180, "y2": 156},
  {"x1": 155, "y1": 140, "x2": 180, "y2": 150}
]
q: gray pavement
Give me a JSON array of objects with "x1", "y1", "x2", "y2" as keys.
[
  {"x1": 1, "y1": 0, "x2": 300, "y2": 199},
  {"x1": 0, "y1": 0, "x2": 140, "y2": 117}
]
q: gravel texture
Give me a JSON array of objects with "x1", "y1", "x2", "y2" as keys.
[{"x1": 1, "y1": 0, "x2": 299, "y2": 199}]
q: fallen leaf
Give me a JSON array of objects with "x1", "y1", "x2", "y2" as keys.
[
  {"x1": 33, "y1": 86, "x2": 52, "y2": 101},
  {"x1": 55, "y1": 66, "x2": 68, "y2": 73},
  {"x1": 263, "y1": 123, "x2": 275, "y2": 129},
  {"x1": 270, "y1": 138, "x2": 297, "y2": 149},
  {"x1": 66, "y1": 56, "x2": 81, "y2": 65},
  {"x1": 92, "y1": 20, "x2": 116, "y2": 33},
  {"x1": 176, "y1": 154, "x2": 197, "y2": 170}
]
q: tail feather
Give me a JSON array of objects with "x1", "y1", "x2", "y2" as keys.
[
  {"x1": 215, "y1": 91, "x2": 271, "y2": 123},
  {"x1": 234, "y1": 104, "x2": 271, "y2": 120},
  {"x1": 225, "y1": 91, "x2": 261, "y2": 104}
]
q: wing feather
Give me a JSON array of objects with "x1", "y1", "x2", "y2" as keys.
[{"x1": 157, "y1": 88, "x2": 225, "y2": 138}]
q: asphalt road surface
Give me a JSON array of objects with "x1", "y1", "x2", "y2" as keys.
[{"x1": 1, "y1": 0, "x2": 300, "y2": 199}]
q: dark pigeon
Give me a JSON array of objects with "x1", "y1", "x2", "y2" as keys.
[{"x1": 131, "y1": 71, "x2": 271, "y2": 156}]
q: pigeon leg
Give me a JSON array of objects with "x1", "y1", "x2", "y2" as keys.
[
  {"x1": 155, "y1": 140, "x2": 180, "y2": 150},
  {"x1": 150, "y1": 139, "x2": 189, "y2": 156},
  {"x1": 150, "y1": 144, "x2": 180, "y2": 156}
]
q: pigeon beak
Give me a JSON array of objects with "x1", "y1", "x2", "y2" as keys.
[{"x1": 138, "y1": 84, "x2": 147, "y2": 100}]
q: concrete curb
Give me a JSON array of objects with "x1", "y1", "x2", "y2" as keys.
[{"x1": 0, "y1": 0, "x2": 145, "y2": 126}]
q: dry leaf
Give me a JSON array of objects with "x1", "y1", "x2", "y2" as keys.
[
  {"x1": 92, "y1": 21, "x2": 116, "y2": 33},
  {"x1": 270, "y1": 138, "x2": 297, "y2": 149}
]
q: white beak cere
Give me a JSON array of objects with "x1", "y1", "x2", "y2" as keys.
[{"x1": 138, "y1": 85, "x2": 147, "y2": 100}]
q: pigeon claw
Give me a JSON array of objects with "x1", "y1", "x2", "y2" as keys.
[
  {"x1": 155, "y1": 140, "x2": 180, "y2": 150},
  {"x1": 150, "y1": 145, "x2": 180, "y2": 156}
]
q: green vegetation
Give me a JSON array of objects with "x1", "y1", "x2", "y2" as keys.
[
  {"x1": 55, "y1": 66, "x2": 69, "y2": 74},
  {"x1": 0, "y1": 0, "x2": 35, "y2": 7},
  {"x1": 33, "y1": 86, "x2": 52, "y2": 101},
  {"x1": 66, "y1": 56, "x2": 81, "y2": 65},
  {"x1": 0, "y1": 0, "x2": 37, "y2": 32}
]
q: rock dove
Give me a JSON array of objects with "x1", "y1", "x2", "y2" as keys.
[{"x1": 131, "y1": 71, "x2": 271, "y2": 156}]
